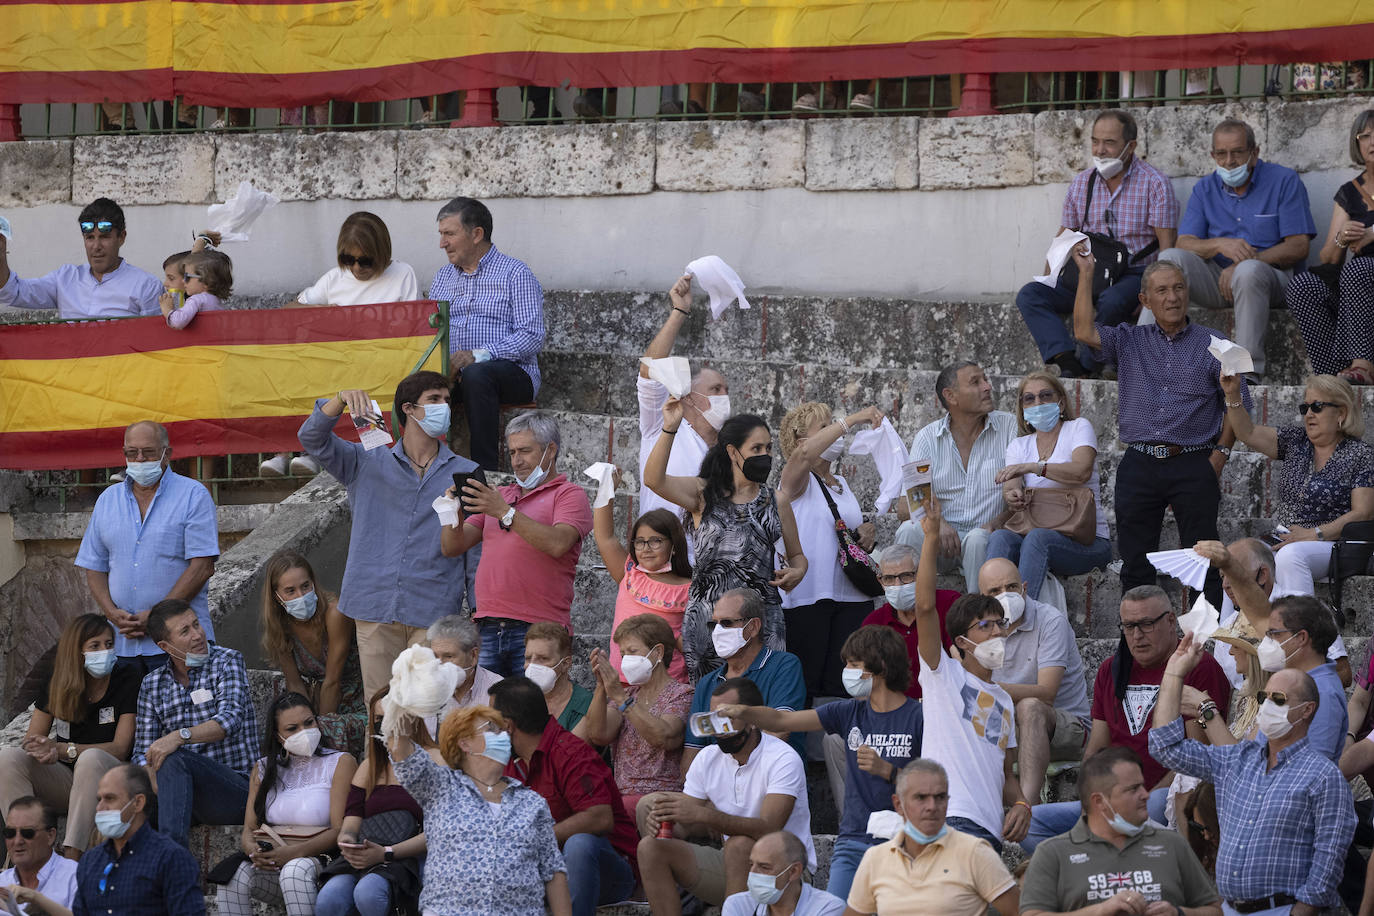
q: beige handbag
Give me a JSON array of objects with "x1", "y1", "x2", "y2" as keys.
[{"x1": 992, "y1": 488, "x2": 1097, "y2": 547}]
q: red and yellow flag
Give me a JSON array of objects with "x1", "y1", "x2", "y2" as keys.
[
  {"x1": 2, "y1": 1, "x2": 1374, "y2": 107},
  {"x1": 0, "y1": 301, "x2": 444, "y2": 470}
]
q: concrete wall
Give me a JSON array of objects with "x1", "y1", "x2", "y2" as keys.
[{"x1": 0, "y1": 98, "x2": 1367, "y2": 301}]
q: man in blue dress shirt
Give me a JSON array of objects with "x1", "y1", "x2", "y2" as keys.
[{"x1": 0, "y1": 198, "x2": 162, "y2": 319}]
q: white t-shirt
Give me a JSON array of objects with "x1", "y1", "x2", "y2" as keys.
[
  {"x1": 917, "y1": 650, "x2": 1016, "y2": 839},
  {"x1": 780, "y1": 473, "x2": 869, "y2": 607},
  {"x1": 1003, "y1": 417, "x2": 1108, "y2": 540},
  {"x1": 637, "y1": 375, "x2": 711, "y2": 522},
  {"x1": 683, "y1": 732, "x2": 817, "y2": 869},
  {"x1": 296, "y1": 260, "x2": 420, "y2": 306}
]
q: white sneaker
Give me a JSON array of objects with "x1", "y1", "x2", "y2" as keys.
[
  {"x1": 289, "y1": 456, "x2": 321, "y2": 476},
  {"x1": 792, "y1": 92, "x2": 819, "y2": 112},
  {"x1": 849, "y1": 92, "x2": 875, "y2": 110},
  {"x1": 109, "y1": 471, "x2": 126, "y2": 483},
  {"x1": 259, "y1": 455, "x2": 288, "y2": 477}
]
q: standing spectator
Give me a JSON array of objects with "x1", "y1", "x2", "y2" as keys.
[
  {"x1": 862, "y1": 544, "x2": 955, "y2": 701},
  {"x1": 1016, "y1": 109, "x2": 1179, "y2": 378},
  {"x1": 134, "y1": 599, "x2": 258, "y2": 848},
  {"x1": 522, "y1": 623, "x2": 594, "y2": 740},
  {"x1": 1258, "y1": 596, "x2": 1348, "y2": 762},
  {"x1": 423, "y1": 615, "x2": 504, "y2": 737},
  {"x1": 76, "y1": 420, "x2": 219, "y2": 675},
  {"x1": 1150, "y1": 637, "x2": 1356, "y2": 916},
  {"x1": 1074, "y1": 253, "x2": 1248, "y2": 608},
  {"x1": 428, "y1": 197, "x2": 545, "y2": 471},
  {"x1": 0, "y1": 615, "x2": 136, "y2": 861},
  {"x1": 776, "y1": 402, "x2": 883, "y2": 703},
  {"x1": 987, "y1": 370, "x2": 1113, "y2": 597},
  {"x1": 490, "y1": 677, "x2": 639, "y2": 916},
  {"x1": 894, "y1": 362, "x2": 1016, "y2": 592},
  {"x1": 645, "y1": 408, "x2": 807, "y2": 680},
  {"x1": 259, "y1": 551, "x2": 366, "y2": 757},
  {"x1": 0, "y1": 198, "x2": 162, "y2": 318},
  {"x1": 1140, "y1": 118, "x2": 1315, "y2": 381},
  {"x1": 0, "y1": 797, "x2": 78, "y2": 915},
  {"x1": 298, "y1": 374, "x2": 477, "y2": 700},
  {"x1": 721, "y1": 831, "x2": 844, "y2": 916},
  {"x1": 441, "y1": 412, "x2": 591, "y2": 676},
  {"x1": 1287, "y1": 110, "x2": 1374, "y2": 381}
]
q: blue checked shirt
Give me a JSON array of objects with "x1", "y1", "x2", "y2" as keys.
[
  {"x1": 1148, "y1": 716, "x2": 1355, "y2": 907},
  {"x1": 73, "y1": 821, "x2": 205, "y2": 916},
  {"x1": 429, "y1": 246, "x2": 545, "y2": 394},
  {"x1": 133, "y1": 646, "x2": 258, "y2": 776},
  {"x1": 0, "y1": 259, "x2": 163, "y2": 319}
]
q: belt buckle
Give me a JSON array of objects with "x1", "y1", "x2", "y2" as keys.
[{"x1": 1144, "y1": 444, "x2": 1167, "y2": 459}]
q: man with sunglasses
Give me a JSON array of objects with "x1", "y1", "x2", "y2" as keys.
[
  {"x1": 0, "y1": 198, "x2": 162, "y2": 319},
  {"x1": 1151, "y1": 636, "x2": 1355, "y2": 916},
  {"x1": 1, "y1": 797, "x2": 76, "y2": 915}
]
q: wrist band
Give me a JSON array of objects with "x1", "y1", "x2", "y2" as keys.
[
  {"x1": 839, "y1": 417, "x2": 851, "y2": 433},
  {"x1": 662, "y1": 427, "x2": 677, "y2": 435},
  {"x1": 1013, "y1": 800, "x2": 1031, "y2": 811},
  {"x1": 672, "y1": 306, "x2": 689, "y2": 316}
]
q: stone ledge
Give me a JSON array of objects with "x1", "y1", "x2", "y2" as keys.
[
  {"x1": 656, "y1": 121, "x2": 805, "y2": 191},
  {"x1": 72, "y1": 135, "x2": 215, "y2": 204},
  {"x1": 11, "y1": 503, "x2": 275, "y2": 542},
  {"x1": 0, "y1": 140, "x2": 72, "y2": 208},
  {"x1": 919, "y1": 114, "x2": 1034, "y2": 189},
  {"x1": 214, "y1": 132, "x2": 400, "y2": 202},
  {"x1": 805, "y1": 118, "x2": 919, "y2": 191}
]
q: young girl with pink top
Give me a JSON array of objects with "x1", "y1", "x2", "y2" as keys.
[{"x1": 161, "y1": 249, "x2": 231, "y2": 329}]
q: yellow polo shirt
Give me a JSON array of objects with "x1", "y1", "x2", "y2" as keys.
[{"x1": 847, "y1": 829, "x2": 1016, "y2": 916}]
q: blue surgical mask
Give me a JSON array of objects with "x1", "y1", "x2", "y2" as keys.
[
  {"x1": 514, "y1": 445, "x2": 551, "y2": 490},
  {"x1": 842, "y1": 667, "x2": 873, "y2": 698},
  {"x1": 1104, "y1": 801, "x2": 1145, "y2": 837},
  {"x1": 884, "y1": 582, "x2": 916, "y2": 611},
  {"x1": 480, "y1": 730, "x2": 512, "y2": 766},
  {"x1": 95, "y1": 799, "x2": 134, "y2": 838},
  {"x1": 903, "y1": 818, "x2": 948, "y2": 845},
  {"x1": 416, "y1": 403, "x2": 450, "y2": 437},
  {"x1": 280, "y1": 591, "x2": 318, "y2": 621},
  {"x1": 1023, "y1": 402, "x2": 1062, "y2": 432},
  {"x1": 186, "y1": 650, "x2": 210, "y2": 668},
  {"x1": 84, "y1": 649, "x2": 117, "y2": 678},
  {"x1": 124, "y1": 459, "x2": 165, "y2": 487},
  {"x1": 1215, "y1": 162, "x2": 1250, "y2": 188},
  {"x1": 746, "y1": 866, "x2": 797, "y2": 905}
]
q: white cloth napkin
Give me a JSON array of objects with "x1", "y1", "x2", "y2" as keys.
[
  {"x1": 848, "y1": 418, "x2": 910, "y2": 513},
  {"x1": 382, "y1": 645, "x2": 459, "y2": 741},
  {"x1": 1177, "y1": 593, "x2": 1221, "y2": 641},
  {"x1": 431, "y1": 495, "x2": 461, "y2": 528},
  {"x1": 1207, "y1": 335, "x2": 1254, "y2": 376},
  {"x1": 207, "y1": 180, "x2": 279, "y2": 242},
  {"x1": 583, "y1": 462, "x2": 617, "y2": 509},
  {"x1": 866, "y1": 810, "x2": 905, "y2": 840},
  {"x1": 1033, "y1": 230, "x2": 1090, "y2": 288},
  {"x1": 639, "y1": 357, "x2": 692, "y2": 398},
  {"x1": 686, "y1": 255, "x2": 751, "y2": 319}
]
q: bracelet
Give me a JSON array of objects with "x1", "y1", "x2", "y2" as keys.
[
  {"x1": 662, "y1": 427, "x2": 677, "y2": 435},
  {"x1": 672, "y1": 306, "x2": 689, "y2": 316},
  {"x1": 1225, "y1": 400, "x2": 1243, "y2": 409},
  {"x1": 838, "y1": 417, "x2": 851, "y2": 433},
  {"x1": 1013, "y1": 800, "x2": 1031, "y2": 812},
  {"x1": 1350, "y1": 732, "x2": 1358, "y2": 741},
  {"x1": 1337, "y1": 237, "x2": 1350, "y2": 249}
]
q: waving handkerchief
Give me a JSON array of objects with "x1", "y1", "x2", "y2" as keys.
[
  {"x1": 1207, "y1": 335, "x2": 1254, "y2": 376},
  {"x1": 1177, "y1": 593, "x2": 1220, "y2": 640},
  {"x1": 382, "y1": 645, "x2": 459, "y2": 741},
  {"x1": 584, "y1": 462, "x2": 617, "y2": 509},
  {"x1": 206, "y1": 180, "x2": 279, "y2": 243},
  {"x1": 1145, "y1": 548, "x2": 1210, "y2": 591},
  {"x1": 432, "y1": 495, "x2": 461, "y2": 528},
  {"x1": 849, "y1": 417, "x2": 910, "y2": 513},
  {"x1": 1033, "y1": 230, "x2": 1090, "y2": 288},
  {"x1": 686, "y1": 255, "x2": 751, "y2": 319},
  {"x1": 639, "y1": 356, "x2": 692, "y2": 398},
  {"x1": 866, "y1": 810, "x2": 905, "y2": 840}
]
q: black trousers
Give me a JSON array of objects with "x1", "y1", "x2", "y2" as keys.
[
  {"x1": 784, "y1": 598, "x2": 874, "y2": 701},
  {"x1": 454, "y1": 358, "x2": 535, "y2": 471},
  {"x1": 1114, "y1": 448, "x2": 1223, "y2": 607}
]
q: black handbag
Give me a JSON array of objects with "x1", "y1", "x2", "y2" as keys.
[
  {"x1": 1057, "y1": 169, "x2": 1158, "y2": 300},
  {"x1": 813, "y1": 473, "x2": 884, "y2": 598},
  {"x1": 1328, "y1": 520, "x2": 1374, "y2": 614}
]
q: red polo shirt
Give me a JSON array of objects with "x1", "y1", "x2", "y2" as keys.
[{"x1": 862, "y1": 591, "x2": 957, "y2": 700}]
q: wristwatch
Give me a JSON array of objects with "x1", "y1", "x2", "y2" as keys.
[
  {"x1": 618, "y1": 697, "x2": 635, "y2": 713},
  {"x1": 67, "y1": 742, "x2": 78, "y2": 760},
  {"x1": 179, "y1": 727, "x2": 192, "y2": 742},
  {"x1": 1315, "y1": 526, "x2": 1325, "y2": 541},
  {"x1": 1213, "y1": 445, "x2": 1232, "y2": 457},
  {"x1": 384, "y1": 846, "x2": 395, "y2": 863},
  {"x1": 1196, "y1": 701, "x2": 1219, "y2": 727},
  {"x1": 498, "y1": 507, "x2": 517, "y2": 531}
]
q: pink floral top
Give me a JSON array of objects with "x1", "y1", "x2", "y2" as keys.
[
  {"x1": 609, "y1": 679, "x2": 694, "y2": 795},
  {"x1": 609, "y1": 560, "x2": 689, "y2": 683}
]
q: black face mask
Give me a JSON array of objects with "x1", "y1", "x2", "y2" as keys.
[
  {"x1": 716, "y1": 727, "x2": 753, "y2": 756},
  {"x1": 741, "y1": 455, "x2": 773, "y2": 484}
]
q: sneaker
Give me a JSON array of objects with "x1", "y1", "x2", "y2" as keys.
[
  {"x1": 737, "y1": 90, "x2": 766, "y2": 113},
  {"x1": 792, "y1": 92, "x2": 819, "y2": 112},
  {"x1": 572, "y1": 93, "x2": 604, "y2": 119},
  {"x1": 259, "y1": 455, "x2": 289, "y2": 477},
  {"x1": 1049, "y1": 352, "x2": 1089, "y2": 379},
  {"x1": 289, "y1": 456, "x2": 321, "y2": 476},
  {"x1": 849, "y1": 92, "x2": 875, "y2": 110}
]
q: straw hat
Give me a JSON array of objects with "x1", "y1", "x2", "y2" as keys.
[{"x1": 1210, "y1": 621, "x2": 1259, "y2": 657}]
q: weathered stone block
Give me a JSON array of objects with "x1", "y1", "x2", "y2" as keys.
[
  {"x1": 0, "y1": 140, "x2": 71, "y2": 207},
  {"x1": 214, "y1": 132, "x2": 399, "y2": 201},
  {"x1": 1143, "y1": 101, "x2": 1268, "y2": 179},
  {"x1": 397, "y1": 123, "x2": 654, "y2": 200},
  {"x1": 918, "y1": 114, "x2": 1034, "y2": 189},
  {"x1": 655, "y1": 121, "x2": 804, "y2": 191},
  {"x1": 73, "y1": 135, "x2": 215, "y2": 204},
  {"x1": 804, "y1": 118, "x2": 918, "y2": 191},
  {"x1": 1033, "y1": 110, "x2": 1096, "y2": 184},
  {"x1": 1264, "y1": 97, "x2": 1372, "y2": 174}
]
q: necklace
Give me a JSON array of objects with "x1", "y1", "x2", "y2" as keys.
[
  {"x1": 406, "y1": 444, "x2": 439, "y2": 474},
  {"x1": 470, "y1": 771, "x2": 504, "y2": 792}
]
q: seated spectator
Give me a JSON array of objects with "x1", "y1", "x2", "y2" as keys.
[
  {"x1": 0, "y1": 197, "x2": 162, "y2": 318},
  {"x1": 0, "y1": 614, "x2": 135, "y2": 860},
  {"x1": 776, "y1": 402, "x2": 883, "y2": 703},
  {"x1": 977, "y1": 559, "x2": 1091, "y2": 806},
  {"x1": 1020, "y1": 586, "x2": 1232, "y2": 853},
  {"x1": 1207, "y1": 622, "x2": 1271, "y2": 737},
  {"x1": 637, "y1": 677, "x2": 816, "y2": 916},
  {"x1": 317, "y1": 690, "x2": 425, "y2": 916},
  {"x1": 715, "y1": 626, "x2": 923, "y2": 899},
  {"x1": 72, "y1": 764, "x2": 205, "y2": 915},
  {"x1": 1, "y1": 797, "x2": 78, "y2": 915},
  {"x1": 134, "y1": 599, "x2": 259, "y2": 848},
  {"x1": 863, "y1": 543, "x2": 955, "y2": 701},
  {"x1": 720, "y1": 830, "x2": 844, "y2": 916},
  {"x1": 160, "y1": 249, "x2": 230, "y2": 329},
  {"x1": 845, "y1": 758, "x2": 1018, "y2": 916},
  {"x1": 1140, "y1": 118, "x2": 1315, "y2": 381},
  {"x1": 1015, "y1": 109, "x2": 1178, "y2": 377},
  {"x1": 490, "y1": 677, "x2": 638, "y2": 916},
  {"x1": 1257, "y1": 596, "x2": 1347, "y2": 761},
  {"x1": 895, "y1": 362, "x2": 1015, "y2": 591},
  {"x1": 1346, "y1": 651, "x2": 1374, "y2": 760},
  {"x1": 911, "y1": 499, "x2": 1030, "y2": 852},
  {"x1": 986, "y1": 371, "x2": 1112, "y2": 596},
  {"x1": 216, "y1": 693, "x2": 357, "y2": 916},
  {"x1": 645, "y1": 409, "x2": 806, "y2": 680},
  {"x1": 1018, "y1": 747, "x2": 1221, "y2": 916},
  {"x1": 157, "y1": 230, "x2": 219, "y2": 318},
  {"x1": 1286, "y1": 109, "x2": 1374, "y2": 382},
  {"x1": 386, "y1": 702, "x2": 571, "y2": 916},
  {"x1": 523, "y1": 622, "x2": 594, "y2": 740},
  {"x1": 683, "y1": 590, "x2": 807, "y2": 769},
  {"x1": 1221, "y1": 371, "x2": 1374, "y2": 597},
  {"x1": 592, "y1": 493, "x2": 691, "y2": 683},
  {"x1": 423, "y1": 614, "x2": 503, "y2": 737},
  {"x1": 259, "y1": 551, "x2": 366, "y2": 757},
  {"x1": 583, "y1": 614, "x2": 693, "y2": 814},
  {"x1": 441, "y1": 411, "x2": 593, "y2": 677}
]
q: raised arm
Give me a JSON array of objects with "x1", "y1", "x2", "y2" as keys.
[
  {"x1": 1219, "y1": 371, "x2": 1276, "y2": 458},
  {"x1": 644, "y1": 398, "x2": 705, "y2": 514},
  {"x1": 1070, "y1": 247, "x2": 1102, "y2": 350},
  {"x1": 914, "y1": 497, "x2": 945, "y2": 670},
  {"x1": 591, "y1": 471, "x2": 630, "y2": 584},
  {"x1": 641, "y1": 276, "x2": 694, "y2": 370},
  {"x1": 778, "y1": 407, "x2": 883, "y2": 500}
]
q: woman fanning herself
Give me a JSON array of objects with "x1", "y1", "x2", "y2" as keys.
[{"x1": 645, "y1": 406, "x2": 807, "y2": 681}]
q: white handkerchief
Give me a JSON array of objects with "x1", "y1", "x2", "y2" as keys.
[
  {"x1": 866, "y1": 810, "x2": 905, "y2": 840},
  {"x1": 432, "y1": 495, "x2": 461, "y2": 528},
  {"x1": 1145, "y1": 548, "x2": 1210, "y2": 591},
  {"x1": 849, "y1": 418, "x2": 910, "y2": 513},
  {"x1": 1207, "y1": 335, "x2": 1254, "y2": 376},
  {"x1": 1033, "y1": 230, "x2": 1090, "y2": 288},
  {"x1": 583, "y1": 462, "x2": 617, "y2": 509},
  {"x1": 1177, "y1": 593, "x2": 1220, "y2": 641},
  {"x1": 686, "y1": 255, "x2": 751, "y2": 320},
  {"x1": 639, "y1": 357, "x2": 692, "y2": 398},
  {"x1": 206, "y1": 180, "x2": 279, "y2": 243}
]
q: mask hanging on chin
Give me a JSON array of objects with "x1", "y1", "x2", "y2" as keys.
[
  {"x1": 1215, "y1": 162, "x2": 1251, "y2": 188},
  {"x1": 819, "y1": 439, "x2": 845, "y2": 462},
  {"x1": 514, "y1": 444, "x2": 551, "y2": 490}
]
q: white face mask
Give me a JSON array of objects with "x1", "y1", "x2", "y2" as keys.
[
  {"x1": 711, "y1": 622, "x2": 749, "y2": 659},
  {"x1": 964, "y1": 635, "x2": 1006, "y2": 670},
  {"x1": 884, "y1": 582, "x2": 916, "y2": 611},
  {"x1": 995, "y1": 591, "x2": 1025, "y2": 626},
  {"x1": 620, "y1": 653, "x2": 656, "y2": 686},
  {"x1": 524, "y1": 661, "x2": 561, "y2": 694},
  {"x1": 1092, "y1": 156, "x2": 1125, "y2": 179},
  {"x1": 700, "y1": 395, "x2": 731, "y2": 431},
  {"x1": 1256, "y1": 633, "x2": 1296, "y2": 673},
  {"x1": 842, "y1": 667, "x2": 873, "y2": 697},
  {"x1": 1256, "y1": 698, "x2": 1298, "y2": 740},
  {"x1": 281, "y1": 727, "x2": 322, "y2": 757},
  {"x1": 819, "y1": 439, "x2": 844, "y2": 462}
]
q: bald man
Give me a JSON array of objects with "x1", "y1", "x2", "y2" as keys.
[
  {"x1": 979, "y1": 558, "x2": 1091, "y2": 805},
  {"x1": 722, "y1": 831, "x2": 845, "y2": 916}
]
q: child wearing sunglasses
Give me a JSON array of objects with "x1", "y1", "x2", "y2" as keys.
[
  {"x1": 158, "y1": 231, "x2": 225, "y2": 328},
  {"x1": 160, "y1": 249, "x2": 232, "y2": 329}
]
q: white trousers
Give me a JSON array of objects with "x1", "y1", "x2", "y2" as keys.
[{"x1": 1272, "y1": 539, "x2": 1333, "y2": 599}]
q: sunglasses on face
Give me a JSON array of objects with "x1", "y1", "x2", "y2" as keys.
[
  {"x1": 707, "y1": 617, "x2": 749, "y2": 631},
  {"x1": 1256, "y1": 690, "x2": 1304, "y2": 707},
  {"x1": 339, "y1": 254, "x2": 375, "y2": 269},
  {"x1": 80, "y1": 220, "x2": 115, "y2": 233},
  {"x1": 1298, "y1": 401, "x2": 1338, "y2": 415},
  {"x1": 3, "y1": 827, "x2": 48, "y2": 839},
  {"x1": 183, "y1": 273, "x2": 202, "y2": 282},
  {"x1": 1020, "y1": 390, "x2": 1059, "y2": 406}
]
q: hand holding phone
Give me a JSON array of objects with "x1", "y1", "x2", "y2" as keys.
[{"x1": 454, "y1": 469, "x2": 488, "y2": 509}]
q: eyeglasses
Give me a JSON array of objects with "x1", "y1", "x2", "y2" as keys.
[
  {"x1": 122, "y1": 447, "x2": 166, "y2": 461},
  {"x1": 1298, "y1": 401, "x2": 1338, "y2": 415},
  {"x1": 2, "y1": 827, "x2": 47, "y2": 839},
  {"x1": 1209, "y1": 146, "x2": 1254, "y2": 164},
  {"x1": 1119, "y1": 609, "x2": 1172, "y2": 635},
  {"x1": 339, "y1": 254, "x2": 376, "y2": 269},
  {"x1": 1020, "y1": 389, "x2": 1059, "y2": 407},
  {"x1": 877, "y1": 571, "x2": 916, "y2": 586},
  {"x1": 707, "y1": 617, "x2": 749, "y2": 631},
  {"x1": 1256, "y1": 690, "x2": 1303, "y2": 707},
  {"x1": 633, "y1": 537, "x2": 668, "y2": 551},
  {"x1": 80, "y1": 220, "x2": 115, "y2": 233},
  {"x1": 970, "y1": 618, "x2": 1010, "y2": 632},
  {"x1": 182, "y1": 273, "x2": 202, "y2": 282},
  {"x1": 1358, "y1": 131, "x2": 1374, "y2": 144},
  {"x1": 1263, "y1": 627, "x2": 1294, "y2": 639}
]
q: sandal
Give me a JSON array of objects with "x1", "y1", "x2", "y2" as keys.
[{"x1": 1338, "y1": 365, "x2": 1374, "y2": 385}]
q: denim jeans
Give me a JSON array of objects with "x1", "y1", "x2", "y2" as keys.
[
  {"x1": 316, "y1": 872, "x2": 394, "y2": 916},
  {"x1": 946, "y1": 816, "x2": 1002, "y2": 854},
  {"x1": 478, "y1": 618, "x2": 531, "y2": 678},
  {"x1": 986, "y1": 529, "x2": 1113, "y2": 600},
  {"x1": 154, "y1": 748, "x2": 250, "y2": 847},
  {"x1": 1020, "y1": 787, "x2": 1169, "y2": 853},
  {"x1": 563, "y1": 833, "x2": 636, "y2": 916},
  {"x1": 827, "y1": 835, "x2": 883, "y2": 900},
  {"x1": 1015, "y1": 272, "x2": 1142, "y2": 369}
]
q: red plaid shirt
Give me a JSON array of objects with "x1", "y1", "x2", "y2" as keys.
[{"x1": 1061, "y1": 157, "x2": 1179, "y2": 262}]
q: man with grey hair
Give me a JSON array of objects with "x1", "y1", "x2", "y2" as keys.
[
  {"x1": 76, "y1": 420, "x2": 218, "y2": 675},
  {"x1": 861, "y1": 543, "x2": 956, "y2": 701},
  {"x1": 441, "y1": 410, "x2": 592, "y2": 675},
  {"x1": 894, "y1": 361, "x2": 1015, "y2": 591},
  {"x1": 424, "y1": 614, "x2": 503, "y2": 734},
  {"x1": 428, "y1": 195, "x2": 546, "y2": 470},
  {"x1": 721, "y1": 829, "x2": 844, "y2": 916}
]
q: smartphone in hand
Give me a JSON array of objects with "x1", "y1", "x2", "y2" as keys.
[{"x1": 453, "y1": 469, "x2": 488, "y2": 505}]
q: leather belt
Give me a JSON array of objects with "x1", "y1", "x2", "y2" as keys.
[
  {"x1": 1128, "y1": 442, "x2": 1214, "y2": 459},
  {"x1": 478, "y1": 616, "x2": 528, "y2": 628},
  {"x1": 1226, "y1": 893, "x2": 1296, "y2": 913}
]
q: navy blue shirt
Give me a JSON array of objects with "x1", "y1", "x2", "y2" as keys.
[
  {"x1": 1179, "y1": 159, "x2": 1315, "y2": 266},
  {"x1": 73, "y1": 822, "x2": 205, "y2": 916},
  {"x1": 815, "y1": 697, "x2": 924, "y2": 840},
  {"x1": 688, "y1": 648, "x2": 806, "y2": 756}
]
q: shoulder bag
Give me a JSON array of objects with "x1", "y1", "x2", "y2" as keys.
[
  {"x1": 814, "y1": 473, "x2": 884, "y2": 597},
  {"x1": 1057, "y1": 169, "x2": 1159, "y2": 300}
]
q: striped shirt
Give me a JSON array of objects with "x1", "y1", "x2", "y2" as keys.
[
  {"x1": 909, "y1": 411, "x2": 1017, "y2": 532},
  {"x1": 429, "y1": 246, "x2": 545, "y2": 394},
  {"x1": 1061, "y1": 158, "x2": 1179, "y2": 262}
]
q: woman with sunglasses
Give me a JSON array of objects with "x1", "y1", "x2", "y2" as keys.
[
  {"x1": 1222, "y1": 370, "x2": 1374, "y2": 597},
  {"x1": 986, "y1": 370, "x2": 1112, "y2": 599}
]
